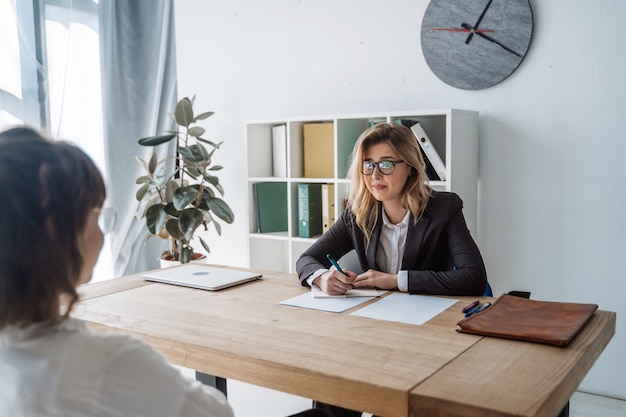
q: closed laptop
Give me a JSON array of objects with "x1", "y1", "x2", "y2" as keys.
[{"x1": 142, "y1": 265, "x2": 262, "y2": 291}]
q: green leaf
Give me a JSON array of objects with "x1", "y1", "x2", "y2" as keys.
[
  {"x1": 199, "y1": 235, "x2": 211, "y2": 254},
  {"x1": 136, "y1": 175, "x2": 151, "y2": 184},
  {"x1": 194, "y1": 111, "x2": 214, "y2": 121},
  {"x1": 179, "y1": 144, "x2": 210, "y2": 163},
  {"x1": 208, "y1": 165, "x2": 223, "y2": 171},
  {"x1": 203, "y1": 187, "x2": 216, "y2": 199},
  {"x1": 203, "y1": 173, "x2": 219, "y2": 186},
  {"x1": 207, "y1": 198, "x2": 235, "y2": 224},
  {"x1": 148, "y1": 152, "x2": 158, "y2": 174},
  {"x1": 179, "y1": 208, "x2": 204, "y2": 241},
  {"x1": 185, "y1": 166, "x2": 203, "y2": 180},
  {"x1": 135, "y1": 156, "x2": 149, "y2": 172},
  {"x1": 146, "y1": 204, "x2": 168, "y2": 234},
  {"x1": 188, "y1": 126, "x2": 205, "y2": 138},
  {"x1": 196, "y1": 137, "x2": 219, "y2": 148},
  {"x1": 174, "y1": 97, "x2": 194, "y2": 127},
  {"x1": 173, "y1": 186, "x2": 200, "y2": 210},
  {"x1": 163, "y1": 203, "x2": 181, "y2": 218},
  {"x1": 135, "y1": 182, "x2": 150, "y2": 201},
  {"x1": 213, "y1": 219, "x2": 222, "y2": 236},
  {"x1": 165, "y1": 180, "x2": 180, "y2": 203},
  {"x1": 138, "y1": 133, "x2": 176, "y2": 146},
  {"x1": 166, "y1": 218, "x2": 185, "y2": 240}
]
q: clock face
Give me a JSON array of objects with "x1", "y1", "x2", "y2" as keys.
[{"x1": 421, "y1": 0, "x2": 533, "y2": 90}]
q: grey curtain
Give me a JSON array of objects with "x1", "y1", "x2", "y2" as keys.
[{"x1": 99, "y1": 0, "x2": 178, "y2": 276}]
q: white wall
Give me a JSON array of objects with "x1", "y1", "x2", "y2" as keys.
[{"x1": 175, "y1": 0, "x2": 626, "y2": 399}]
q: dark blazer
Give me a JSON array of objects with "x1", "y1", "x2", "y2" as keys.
[{"x1": 296, "y1": 191, "x2": 487, "y2": 296}]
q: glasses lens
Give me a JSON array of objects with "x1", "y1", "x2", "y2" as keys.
[
  {"x1": 98, "y1": 207, "x2": 117, "y2": 234},
  {"x1": 379, "y1": 161, "x2": 395, "y2": 174},
  {"x1": 362, "y1": 161, "x2": 375, "y2": 175}
]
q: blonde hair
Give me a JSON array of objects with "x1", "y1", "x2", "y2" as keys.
[{"x1": 347, "y1": 122, "x2": 432, "y2": 246}]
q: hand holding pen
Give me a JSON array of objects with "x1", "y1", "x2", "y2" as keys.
[{"x1": 314, "y1": 254, "x2": 356, "y2": 295}]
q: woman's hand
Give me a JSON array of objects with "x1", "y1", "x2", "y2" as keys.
[
  {"x1": 313, "y1": 270, "x2": 357, "y2": 295},
  {"x1": 353, "y1": 269, "x2": 398, "y2": 290}
]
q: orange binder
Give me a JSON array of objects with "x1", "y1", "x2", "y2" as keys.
[{"x1": 303, "y1": 123, "x2": 334, "y2": 178}]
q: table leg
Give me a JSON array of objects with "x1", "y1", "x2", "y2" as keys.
[
  {"x1": 195, "y1": 371, "x2": 228, "y2": 397},
  {"x1": 557, "y1": 401, "x2": 569, "y2": 417}
]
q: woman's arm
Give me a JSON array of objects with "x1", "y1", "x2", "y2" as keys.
[
  {"x1": 295, "y1": 210, "x2": 358, "y2": 287},
  {"x1": 406, "y1": 194, "x2": 487, "y2": 296}
]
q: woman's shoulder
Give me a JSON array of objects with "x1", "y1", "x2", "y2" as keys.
[
  {"x1": 429, "y1": 191, "x2": 462, "y2": 205},
  {"x1": 425, "y1": 191, "x2": 463, "y2": 212},
  {"x1": 62, "y1": 318, "x2": 164, "y2": 364}
]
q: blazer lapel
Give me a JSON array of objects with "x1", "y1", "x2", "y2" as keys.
[
  {"x1": 366, "y1": 219, "x2": 382, "y2": 269},
  {"x1": 402, "y1": 213, "x2": 430, "y2": 270}
]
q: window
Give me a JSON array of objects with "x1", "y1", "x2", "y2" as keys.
[{"x1": 1, "y1": 0, "x2": 113, "y2": 281}]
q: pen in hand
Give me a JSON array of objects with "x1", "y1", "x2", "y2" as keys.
[{"x1": 326, "y1": 254, "x2": 355, "y2": 289}]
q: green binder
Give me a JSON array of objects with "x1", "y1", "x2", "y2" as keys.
[
  {"x1": 253, "y1": 182, "x2": 288, "y2": 233},
  {"x1": 298, "y1": 183, "x2": 323, "y2": 238}
]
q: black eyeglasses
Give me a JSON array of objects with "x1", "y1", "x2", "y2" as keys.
[{"x1": 361, "y1": 160, "x2": 405, "y2": 175}]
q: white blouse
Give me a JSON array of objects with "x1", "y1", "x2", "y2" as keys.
[{"x1": 0, "y1": 318, "x2": 234, "y2": 417}]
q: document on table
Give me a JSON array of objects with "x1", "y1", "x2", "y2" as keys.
[
  {"x1": 279, "y1": 288, "x2": 385, "y2": 313},
  {"x1": 310, "y1": 285, "x2": 387, "y2": 299},
  {"x1": 350, "y1": 293, "x2": 458, "y2": 325}
]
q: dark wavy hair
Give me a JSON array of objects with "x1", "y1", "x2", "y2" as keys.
[{"x1": 0, "y1": 127, "x2": 106, "y2": 328}]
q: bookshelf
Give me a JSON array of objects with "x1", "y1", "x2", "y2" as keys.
[{"x1": 246, "y1": 109, "x2": 479, "y2": 274}]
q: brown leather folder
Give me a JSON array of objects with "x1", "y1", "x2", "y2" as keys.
[{"x1": 456, "y1": 294, "x2": 598, "y2": 347}]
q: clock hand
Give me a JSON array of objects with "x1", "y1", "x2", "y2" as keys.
[
  {"x1": 426, "y1": 27, "x2": 494, "y2": 33},
  {"x1": 466, "y1": 0, "x2": 494, "y2": 44},
  {"x1": 461, "y1": 23, "x2": 522, "y2": 57}
]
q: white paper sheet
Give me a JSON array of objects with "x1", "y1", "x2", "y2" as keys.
[
  {"x1": 310, "y1": 285, "x2": 387, "y2": 299},
  {"x1": 279, "y1": 292, "x2": 377, "y2": 313},
  {"x1": 350, "y1": 293, "x2": 458, "y2": 325}
]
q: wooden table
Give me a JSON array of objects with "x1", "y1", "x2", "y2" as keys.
[{"x1": 75, "y1": 265, "x2": 615, "y2": 417}]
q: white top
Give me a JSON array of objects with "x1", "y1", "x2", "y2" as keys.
[
  {"x1": 0, "y1": 318, "x2": 234, "y2": 417},
  {"x1": 377, "y1": 210, "x2": 410, "y2": 292},
  {"x1": 307, "y1": 209, "x2": 411, "y2": 291}
]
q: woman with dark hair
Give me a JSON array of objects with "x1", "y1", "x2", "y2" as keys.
[
  {"x1": 0, "y1": 127, "x2": 234, "y2": 417},
  {"x1": 296, "y1": 122, "x2": 488, "y2": 416}
]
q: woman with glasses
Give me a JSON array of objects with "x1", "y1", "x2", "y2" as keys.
[
  {"x1": 296, "y1": 121, "x2": 487, "y2": 417},
  {"x1": 297, "y1": 121, "x2": 487, "y2": 297}
]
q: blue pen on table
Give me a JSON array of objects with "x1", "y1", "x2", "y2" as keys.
[
  {"x1": 326, "y1": 254, "x2": 354, "y2": 288},
  {"x1": 464, "y1": 301, "x2": 491, "y2": 317}
]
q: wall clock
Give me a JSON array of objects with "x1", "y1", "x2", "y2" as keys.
[{"x1": 421, "y1": 0, "x2": 533, "y2": 90}]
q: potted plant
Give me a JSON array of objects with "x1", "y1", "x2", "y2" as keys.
[{"x1": 135, "y1": 96, "x2": 234, "y2": 264}]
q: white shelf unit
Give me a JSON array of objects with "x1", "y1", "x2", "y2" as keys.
[{"x1": 246, "y1": 109, "x2": 479, "y2": 274}]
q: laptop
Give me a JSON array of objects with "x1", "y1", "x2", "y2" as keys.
[{"x1": 142, "y1": 265, "x2": 262, "y2": 291}]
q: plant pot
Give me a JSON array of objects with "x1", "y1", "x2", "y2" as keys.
[{"x1": 159, "y1": 252, "x2": 206, "y2": 268}]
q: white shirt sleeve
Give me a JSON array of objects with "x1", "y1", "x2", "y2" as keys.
[
  {"x1": 305, "y1": 268, "x2": 328, "y2": 287},
  {"x1": 397, "y1": 270, "x2": 408, "y2": 292}
]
